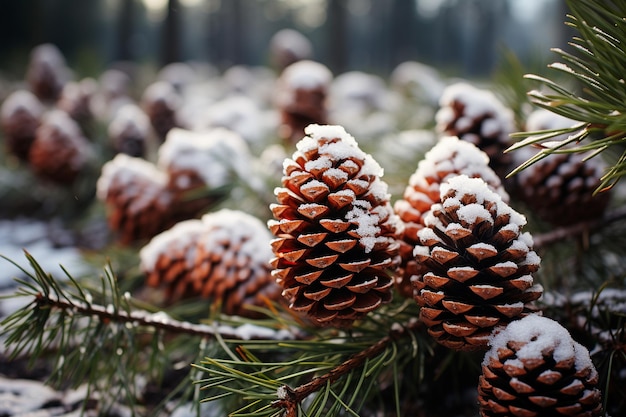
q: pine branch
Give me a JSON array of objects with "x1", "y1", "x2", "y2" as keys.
[
  {"x1": 272, "y1": 318, "x2": 424, "y2": 417},
  {"x1": 194, "y1": 300, "x2": 430, "y2": 417},
  {"x1": 532, "y1": 205, "x2": 626, "y2": 249},
  {"x1": 507, "y1": 0, "x2": 626, "y2": 192},
  {"x1": 0, "y1": 251, "x2": 297, "y2": 416}
]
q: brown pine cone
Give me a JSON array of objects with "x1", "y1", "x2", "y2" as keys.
[
  {"x1": 479, "y1": 314, "x2": 603, "y2": 417},
  {"x1": 28, "y1": 110, "x2": 92, "y2": 184},
  {"x1": 26, "y1": 43, "x2": 70, "y2": 102},
  {"x1": 413, "y1": 175, "x2": 542, "y2": 351},
  {"x1": 157, "y1": 128, "x2": 251, "y2": 220},
  {"x1": 0, "y1": 90, "x2": 44, "y2": 161},
  {"x1": 97, "y1": 154, "x2": 175, "y2": 245},
  {"x1": 276, "y1": 60, "x2": 332, "y2": 145},
  {"x1": 57, "y1": 77, "x2": 98, "y2": 124},
  {"x1": 269, "y1": 124, "x2": 400, "y2": 327},
  {"x1": 141, "y1": 81, "x2": 181, "y2": 141},
  {"x1": 140, "y1": 209, "x2": 282, "y2": 318},
  {"x1": 394, "y1": 136, "x2": 509, "y2": 298},
  {"x1": 108, "y1": 103, "x2": 152, "y2": 157},
  {"x1": 269, "y1": 29, "x2": 313, "y2": 73},
  {"x1": 514, "y1": 110, "x2": 611, "y2": 226},
  {"x1": 436, "y1": 82, "x2": 515, "y2": 179}
]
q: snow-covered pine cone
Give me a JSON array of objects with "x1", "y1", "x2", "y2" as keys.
[
  {"x1": 140, "y1": 209, "x2": 282, "y2": 318},
  {"x1": 393, "y1": 136, "x2": 509, "y2": 298},
  {"x1": 479, "y1": 314, "x2": 602, "y2": 417},
  {"x1": 157, "y1": 127, "x2": 251, "y2": 221},
  {"x1": 108, "y1": 103, "x2": 153, "y2": 157},
  {"x1": 0, "y1": 90, "x2": 44, "y2": 161},
  {"x1": 97, "y1": 154, "x2": 174, "y2": 245},
  {"x1": 28, "y1": 110, "x2": 92, "y2": 184},
  {"x1": 141, "y1": 81, "x2": 181, "y2": 141},
  {"x1": 269, "y1": 28, "x2": 313, "y2": 73},
  {"x1": 436, "y1": 82, "x2": 515, "y2": 179},
  {"x1": 269, "y1": 124, "x2": 400, "y2": 327},
  {"x1": 26, "y1": 43, "x2": 70, "y2": 102},
  {"x1": 413, "y1": 175, "x2": 542, "y2": 351},
  {"x1": 57, "y1": 77, "x2": 98, "y2": 125},
  {"x1": 514, "y1": 109, "x2": 610, "y2": 226},
  {"x1": 276, "y1": 60, "x2": 332, "y2": 145}
]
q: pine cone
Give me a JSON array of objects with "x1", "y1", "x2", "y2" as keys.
[
  {"x1": 436, "y1": 82, "x2": 515, "y2": 179},
  {"x1": 0, "y1": 90, "x2": 44, "y2": 161},
  {"x1": 276, "y1": 60, "x2": 332, "y2": 145},
  {"x1": 394, "y1": 136, "x2": 509, "y2": 298},
  {"x1": 97, "y1": 154, "x2": 175, "y2": 245},
  {"x1": 140, "y1": 209, "x2": 282, "y2": 318},
  {"x1": 413, "y1": 175, "x2": 542, "y2": 351},
  {"x1": 57, "y1": 77, "x2": 98, "y2": 125},
  {"x1": 108, "y1": 103, "x2": 152, "y2": 157},
  {"x1": 269, "y1": 124, "x2": 399, "y2": 327},
  {"x1": 514, "y1": 110, "x2": 611, "y2": 226},
  {"x1": 26, "y1": 43, "x2": 70, "y2": 102},
  {"x1": 157, "y1": 128, "x2": 251, "y2": 220},
  {"x1": 478, "y1": 314, "x2": 603, "y2": 417},
  {"x1": 141, "y1": 81, "x2": 181, "y2": 141},
  {"x1": 28, "y1": 110, "x2": 92, "y2": 184},
  {"x1": 269, "y1": 29, "x2": 313, "y2": 72}
]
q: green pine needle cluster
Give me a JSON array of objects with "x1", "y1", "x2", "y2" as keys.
[{"x1": 509, "y1": 0, "x2": 626, "y2": 193}]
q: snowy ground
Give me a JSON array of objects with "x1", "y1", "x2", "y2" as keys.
[{"x1": 0, "y1": 219, "x2": 89, "y2": 289}]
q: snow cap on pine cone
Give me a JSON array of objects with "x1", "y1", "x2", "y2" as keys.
[
  {"x1": 413, "y1": 175, "x2": 542, "y2": 351},
  {"x1": 435, "y1": 82, "x2": 515, "y2": 178},
  {"x1": 269, "y1": 123, "x2": 400, "y2": 327},
  {"x1": 0, "y1": 89, "x2": 44, "y2": 160},
  {"x1": 157, "y1": 127, "x2": 252, "y2": 191},
  {"x1": 479, "y1": 314, "x2": 602, "y2": 417}
]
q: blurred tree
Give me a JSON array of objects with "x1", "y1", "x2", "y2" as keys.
[
  {"x1": 117, "y1": 0, "x2": 136, "y2": 61},
  {"x1": 327, "y1": 0, "x2": 348, "y2": 74},
  {"x1": 162, "y1": 0, "x2": 182, "y2": 65}
]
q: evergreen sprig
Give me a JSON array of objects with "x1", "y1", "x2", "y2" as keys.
[
  {"x1": 0, "y1": 251, "x2": 296, "y2": 416},
  {"x1": 193, "y1": 300, "x2": 430, "y2": 417},
  {"x1": 508, "y1": 0, "x2": 626, "y2": 193}
]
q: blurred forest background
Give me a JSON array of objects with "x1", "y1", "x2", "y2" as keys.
[{"x1": 0, "y1": 0, "x2": 569, "y2": 81}]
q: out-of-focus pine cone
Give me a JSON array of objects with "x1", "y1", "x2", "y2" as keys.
[
  {"x1": 268, "y1": 124, "x2": 400, "y2": 327},
  {"x1": 0, "y1": 90, "x2": 44, "y2": 161},
  {"x1": 435, "y1": 82, "x2": 515, "y2": 179},
  {"x1": 108, "y1": 103, "x2": 153, "y2": 157},
  {"x1": 57, "y1": 77, "x2": 98, "y2": 124},
  {"x1": 513, "y1": 110, "x2": 611, "y2": 226},
  {"x1": 141, "y1": 81, "x2": 181, "y2": 141},
  {"x1": 157, "y1": 127, "x2": 251, "y2": 220},
  {"x1": 478, "y1": 314, "x2": 602, "y2": 417},
  {"x1": 97, "y1": 154, "x2": 175, "y2": 245},
  {"x1": 394, "y1": 136, "x2": 509, "y2": 298},
  {"x1": 413, "y1": 175, "x2": 542, "y2": 351},
  {"x1": 26, "y1": 43, "x2": 70, "y2": 102},
  {"x1": 140, "y1": 209, "x2": 282, "y2": 318},
  {"x1": 28, "y1": 110, "x2": 92, "y2": 184},
  {"x1": 276, "y1": 60, "x2": 332, "y2": 145},
  {"x1": 269, "y1": 29, "x2": 313, "y2": 73}
]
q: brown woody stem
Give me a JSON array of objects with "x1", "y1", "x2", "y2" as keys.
[
  {"x1": 34, "y1": 293, "x2": 294, "y2": 341},
  {"x1": 532, "y1": 205, "x2": 626, "y2": 249}
]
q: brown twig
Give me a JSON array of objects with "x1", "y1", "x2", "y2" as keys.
[
  {"x1": 34, "y1": 292, "x2": 296, "y2": 341},
  {"x1": 532, "y1": 205, "x2": 626, "y2": 250},
  {"x1": 271, "y1": 319, "x2": 424, "y2": 416}
]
